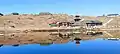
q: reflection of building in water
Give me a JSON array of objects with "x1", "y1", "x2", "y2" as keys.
[
  {"x1": 50, "y1": 32, "x2": 74, "y2": 39},
  {"x1": 58, "y1": 33, "x2": 73, "y2": 39},
  {"x1": 50, "y1": 32, "x2": 71, "y2": 44},
  {"x1": 50, "y1": 31, "x2": 103, "y2": 45},
  {"x1": 0, "y1": 31, "x2": 106, "y2": 47},
  {"x1": 74, "y1": 38, "x2": 81, "y2": 45},
  {"x1": 86, "y1": 31, "x2": 103, "y2": 36}
]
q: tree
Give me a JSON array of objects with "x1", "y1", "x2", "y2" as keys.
[
  {"x1": 12, "y1": 12, "x2": 19, "y2": 15},
  {"x1": 103, "y1": 14, "x2": 105, "y2": 16},
  {"x1": 39, "y1": 12, "x2": 52, "y2": 15},
  {"x1": 0, "y1": 13, "x2": 3, "y2": 16}
]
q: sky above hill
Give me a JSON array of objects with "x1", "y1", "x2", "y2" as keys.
[{"x1": 0, "y1": 0, "x2": 120, "y2": 16}]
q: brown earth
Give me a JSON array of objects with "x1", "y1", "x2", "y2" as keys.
[
  {"x1": 0, "y1": 13, "x2": 120, "y2": 31},
  {"x1": 0, "y1": 14, "x2": 74, "y2": 32}
]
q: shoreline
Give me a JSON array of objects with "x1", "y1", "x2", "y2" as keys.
[{"x1": 0, "y1": 27, "x2": 120, "y2": 32}]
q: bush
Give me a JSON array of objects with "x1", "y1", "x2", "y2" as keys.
[
  {"x1": 12, "y1": 13, "x2": 19, "y2": 15},
  {"x1": 39, "y1": 12, "x2": 52, "y2": 15},
  {"x1": 0, "y1": 13, "x2": 3, "y2": 16}
]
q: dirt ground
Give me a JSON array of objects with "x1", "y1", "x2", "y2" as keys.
[{"x1": 0, "y1": 14, "x2": 73, "y2": 32}]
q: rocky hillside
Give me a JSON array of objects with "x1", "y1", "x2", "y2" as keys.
[
  {"x1": 0, "y1": 13, "x2": 120, "y2": 30},
  {"x1": 0, "y1": 13, "x2": 73, "y2": 29}
]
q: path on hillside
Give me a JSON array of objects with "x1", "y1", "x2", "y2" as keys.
[{"x1": 103, "y1": 18, "x2": 113, "y2": 27}]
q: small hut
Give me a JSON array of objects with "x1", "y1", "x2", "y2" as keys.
[
  {"x1": 85, "y1": 20, "x2": 102, "y2": 27},
  {"x1": 47, "y1": 18, "x2": 58, "y2": 27},
  {"x1": 58, "y1": 21, "x2": 72, "y2": 27},
  {"x1": 86, "y1": 32, "x2": 103, "y2": 36}
]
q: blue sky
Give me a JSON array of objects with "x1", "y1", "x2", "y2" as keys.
[{"x1": 0, "y1": 0, "x2": 120, "y2": 16}]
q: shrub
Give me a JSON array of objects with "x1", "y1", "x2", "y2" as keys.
[
  {"x1": 39, "y1": 12, "x2": 52, "y2": 15},
  {"x1": 0, "y1": 13, "x2": 3, "y2": 16},
  {"x1": 12, "y1": 12, "x2": 19, "y2": 15}
]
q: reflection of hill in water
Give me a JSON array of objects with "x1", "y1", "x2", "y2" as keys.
[
  {"x1": 0, "y1": 30, "x2": 119, "y2": 46},
  {"x1": 105, "y1": 30, "x2": 120, "y2": 38}
]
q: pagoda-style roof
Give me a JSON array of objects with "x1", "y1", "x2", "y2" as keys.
[{"x1": 85, "y1": 20, "x2": 102, "y2": 24}]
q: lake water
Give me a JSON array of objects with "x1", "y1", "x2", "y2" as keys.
[
  {"x1": 1, "y1": 39, "x2": 120, "y2": 54},
  {"x1": 0, "y1": 31, "x2": 120, "y2": 54}
]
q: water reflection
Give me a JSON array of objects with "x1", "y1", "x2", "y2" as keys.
[
  {"x1": 0, "y1": 44, "x2": 3, "y2": 47},
  {"x1": 103, "y1": 38, "x2": 120, "y2": 41},
  {"x1": 0, "y1": 30, "x2": 120, "y2": 47},
  {"x1": 86, "y1": 31, "x2": 103, "y2": 36},
  {"x1": 40, "y1": 43, "x2": 53, "y2": 46},
  {"x1": 74, "y1": 38, "x2": 81, "y2": 45},
  {"x1": 12, "y1": 44, "x2": 19, "y2": 47}
]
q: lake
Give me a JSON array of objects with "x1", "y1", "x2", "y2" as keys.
[
  {"x1": 0, "y1": 31, "x2": 120, "y2": 54},
  {"x1": 0, "y1": 39, "x2": 120, "y2": 54}
]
